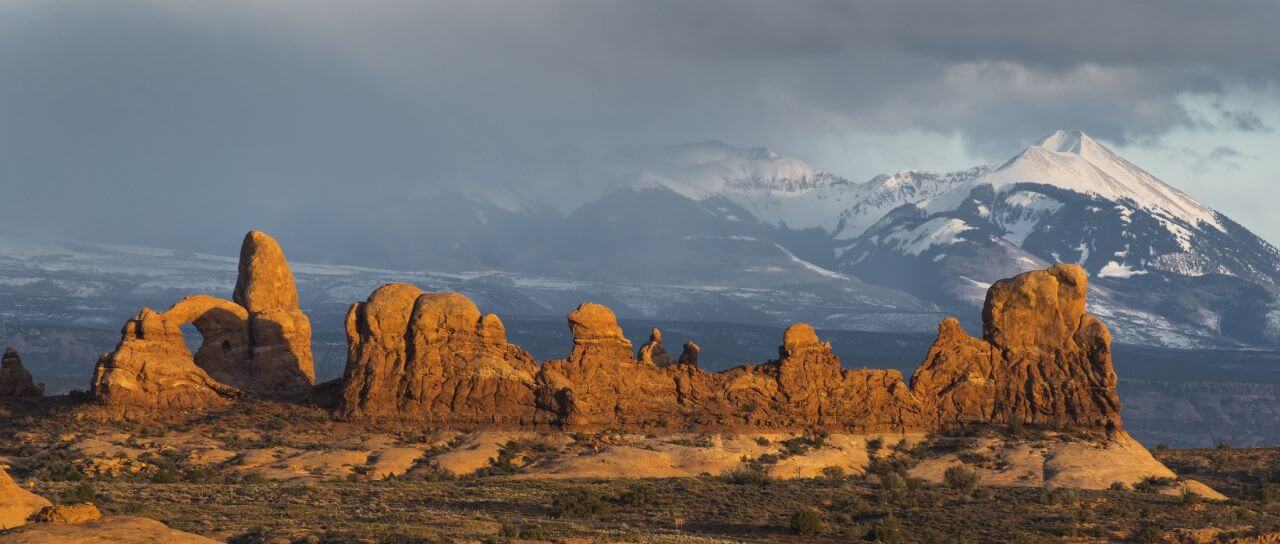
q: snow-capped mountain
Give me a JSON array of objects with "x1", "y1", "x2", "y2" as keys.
[{"x1": 837, "y1": 130, "x2": 1280, "y2": 345}]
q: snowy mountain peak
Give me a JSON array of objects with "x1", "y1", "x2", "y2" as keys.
[
  {"x1": 1035, "y1": 129, "x2": 1098, "y2": 154},
  {"x1": 972, "y1": 130, "x2": 1223, "y2": 231}
]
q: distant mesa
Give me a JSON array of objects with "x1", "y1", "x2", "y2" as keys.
[
  {"x1": 90, "y1": 231, "x2": 313, "y2": 413},
  {"x1": 0, "y1": 347, "x2": 44, "y2": 398}
]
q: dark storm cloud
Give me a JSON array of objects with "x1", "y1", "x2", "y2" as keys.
[{"x1": 1, "y1": 1, "x2": 1277, "y2": 252}]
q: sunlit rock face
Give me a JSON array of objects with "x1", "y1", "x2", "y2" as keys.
[
  {"x1": 91, "y1": 231, "x2": 314, "y2": 414},
  {"x1": 339, "y1": 264, "x2": 1121, "y2": 435}
]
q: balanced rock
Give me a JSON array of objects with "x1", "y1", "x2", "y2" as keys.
[
  {"x1": 910, "y1": 264, "x2": 1122, "y2": 431},
  {"x1": 0, "y1": 466, "x2": 51, "y2": 530},
  {"x1": 340, "y1": 286, "x2": 538, "y2": 423},
  {"x1": 636, "y1": 328, "x2": 674, "y2": 366},
  {"x1": 0, "y1": 348, "x2": 43, "y2": 397}
]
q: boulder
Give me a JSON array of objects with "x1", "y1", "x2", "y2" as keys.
[
  {"x1": 636, "y1": 328, "x2": 674, "y2": 366},
  {"x1": 28, "y1": 503, "x2": 101, "y2": 524},
  {"x1": 339, "y1": 287, "x2": 538, "y2": 423},
  {"x1": 0, "y1": 348, "x2": 43, "y2": 397},
  {"x1": 1, "y1": 467, "x2": 50, "y2": 530}
]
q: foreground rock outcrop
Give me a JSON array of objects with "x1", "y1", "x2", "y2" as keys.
[
  {"x1": 0, "y1": 348, "x2": 43, "y2": 398},
  {"x1": 341, "y1": 264, "x2": 1121, "y2": 435},
  {"x1": 91, "y1": 231, "x2": 312, "y2": 413},
  {"x1": 0, "y1": 467, "x2": 50, "y2": 530}
]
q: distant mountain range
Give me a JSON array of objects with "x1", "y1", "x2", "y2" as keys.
[{"x1": 3, "y1": 130, "x2": 1279, "y2": 353}]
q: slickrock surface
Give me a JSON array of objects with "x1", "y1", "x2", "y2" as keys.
[
  {"x1": 340, "y1": 285, "x2": 539, "y2": 424},
  {"x1": 341, "y1": 264, "x2": 1121, "y2": 435},
  {"x1": 0, "y1": 516, "x2": 220, "y2": 543},
  {"x1": 0, "y1": 348, "x2": 43, "y2": 397},
  {"x1": 91, "y1": 231, "x2": 313, "y2": 412},
  {"x1": 0, "y1": 467, "x2": 50, "y2": 530}
]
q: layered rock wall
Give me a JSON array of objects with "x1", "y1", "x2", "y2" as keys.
[
  {"x1": 91, "y1": 231, "x2": 313, "y2": 412},
  {"x1": 340, "y1": 264, "x2": 1122, "y2": 434}
]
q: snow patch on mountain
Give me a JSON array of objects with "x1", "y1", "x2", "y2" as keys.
[{"x1": 881, "y1": 217, "x2": 975, "y2": 257}]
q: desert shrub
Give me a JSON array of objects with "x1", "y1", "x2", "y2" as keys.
[
  {"x1": 754, "y1": 436, "x2": 771, "y2": 446},
  {"x1": 1134, "y1": 525, "x2": 1162, "y2": 543},
  {"x1": 866, "y1": 516, "x2": 904, "y2": 543},
  {"x1": 519, "y1": 524, "x2": 548, "y2": 540},
  {"x1": 1218, "y1": 440, "x2": 1233, "y2": 450},
  {"x1": 149, "y1": 469, "x2": 181, "y2": 484},
  {"x1": 1257, "y1": 483, "x2": 1280, "y2": 504},
  {"x1": 475, "y1": 440, "x2": 524, "y2": 477},
  {"x1": 943, "y1": 466, "x2": 980, "y2": 490},
  {"x1": 1154, "y1": 443, "x2": 1169, "y2": 451},
  {"x1": 821, "y1": 466, "x2": 846, "y2": 480},
  {"x1": 866, "y1": 437, "x2": 885, "y2": 457},
  {"x1": 549, "y1": 488, "x2": 610, "y2": 518},
  {"x1": 618, "y1": 483, "x2": 658, "y2": 506},
  {"x1": 789, "y1": 509, "x2": 822, "y2": 535},
  {"x1": 62, "y1": 482, "x2": 97, "y2": 504},
  {"x1": 1109, "y1": 481, "x2": 1129, "y2": 491},
  {"x1": 722, "y1": 466, "x2": 772, "y2": 486},
  {"x1": 1008, "y1": 415, "x2": 1025, "y2": 436},
  {"x1": 879, "y1": 472, "x2": 905, "y2": 491}
]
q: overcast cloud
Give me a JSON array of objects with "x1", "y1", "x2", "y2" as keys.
[{"x1": 1, "y1": 0, "x2": 1278, "y2": 252}]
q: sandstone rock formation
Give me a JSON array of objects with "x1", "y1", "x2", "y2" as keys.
[
  {"x1": 339, "y1": 284, "x2": 539, "y2": 424},
  {"x1": 91, "y1": 231, "x2": 313, "y2": 413},
  {"x1": 677, "y1": 340, "x2": 699, "y2": 366},
  {"x1": 91, "y1": 305, "x2": 242, "y2": 412},
  {"x1": 0, "y1": 466, "x2": 50, "y2": 530},
  {"x1": 636, "y1": 328, "x2": 674, "y2": 366},
  {"x1": 232, "y1": 231, "x2": 314, "y2": 393},
  {"x1": 0, "y1": 348, "x2": 43, "y2": 397},
  {"x1": 909, "y1": 264, "x2": 1122, "y2": 431},
  {"x1": 337, "y1": 264, "x2": 1121, "y2": 435}
]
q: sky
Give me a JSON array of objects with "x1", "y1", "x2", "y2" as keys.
[{"x1": 1, "y1": 0, "x2": 1278, "y2": 252}]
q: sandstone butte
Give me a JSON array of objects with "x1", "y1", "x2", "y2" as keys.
[
  {"x1": 0, "y1": 348, "x2": 44, "y2": 398},
  {"x1": 90, "y1": 231, "x2": 314, "y2": 413},
  {"x1": 338, "y1": 263, "x2": 1123, "y2": 435}
]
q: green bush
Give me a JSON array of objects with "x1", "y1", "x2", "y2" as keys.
[
  {"x1": 62, "y1": 482, "x2": 97, "y2": 504},
  {"x1": 789, "y1": 509, "x2": 822, "y2": 535},
  {"x1": 549, "y1": 488, "x2": 610, "y2": 518},
  {"x1": 943, "y1": 466, "x2": 980, "y2": 490}
]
